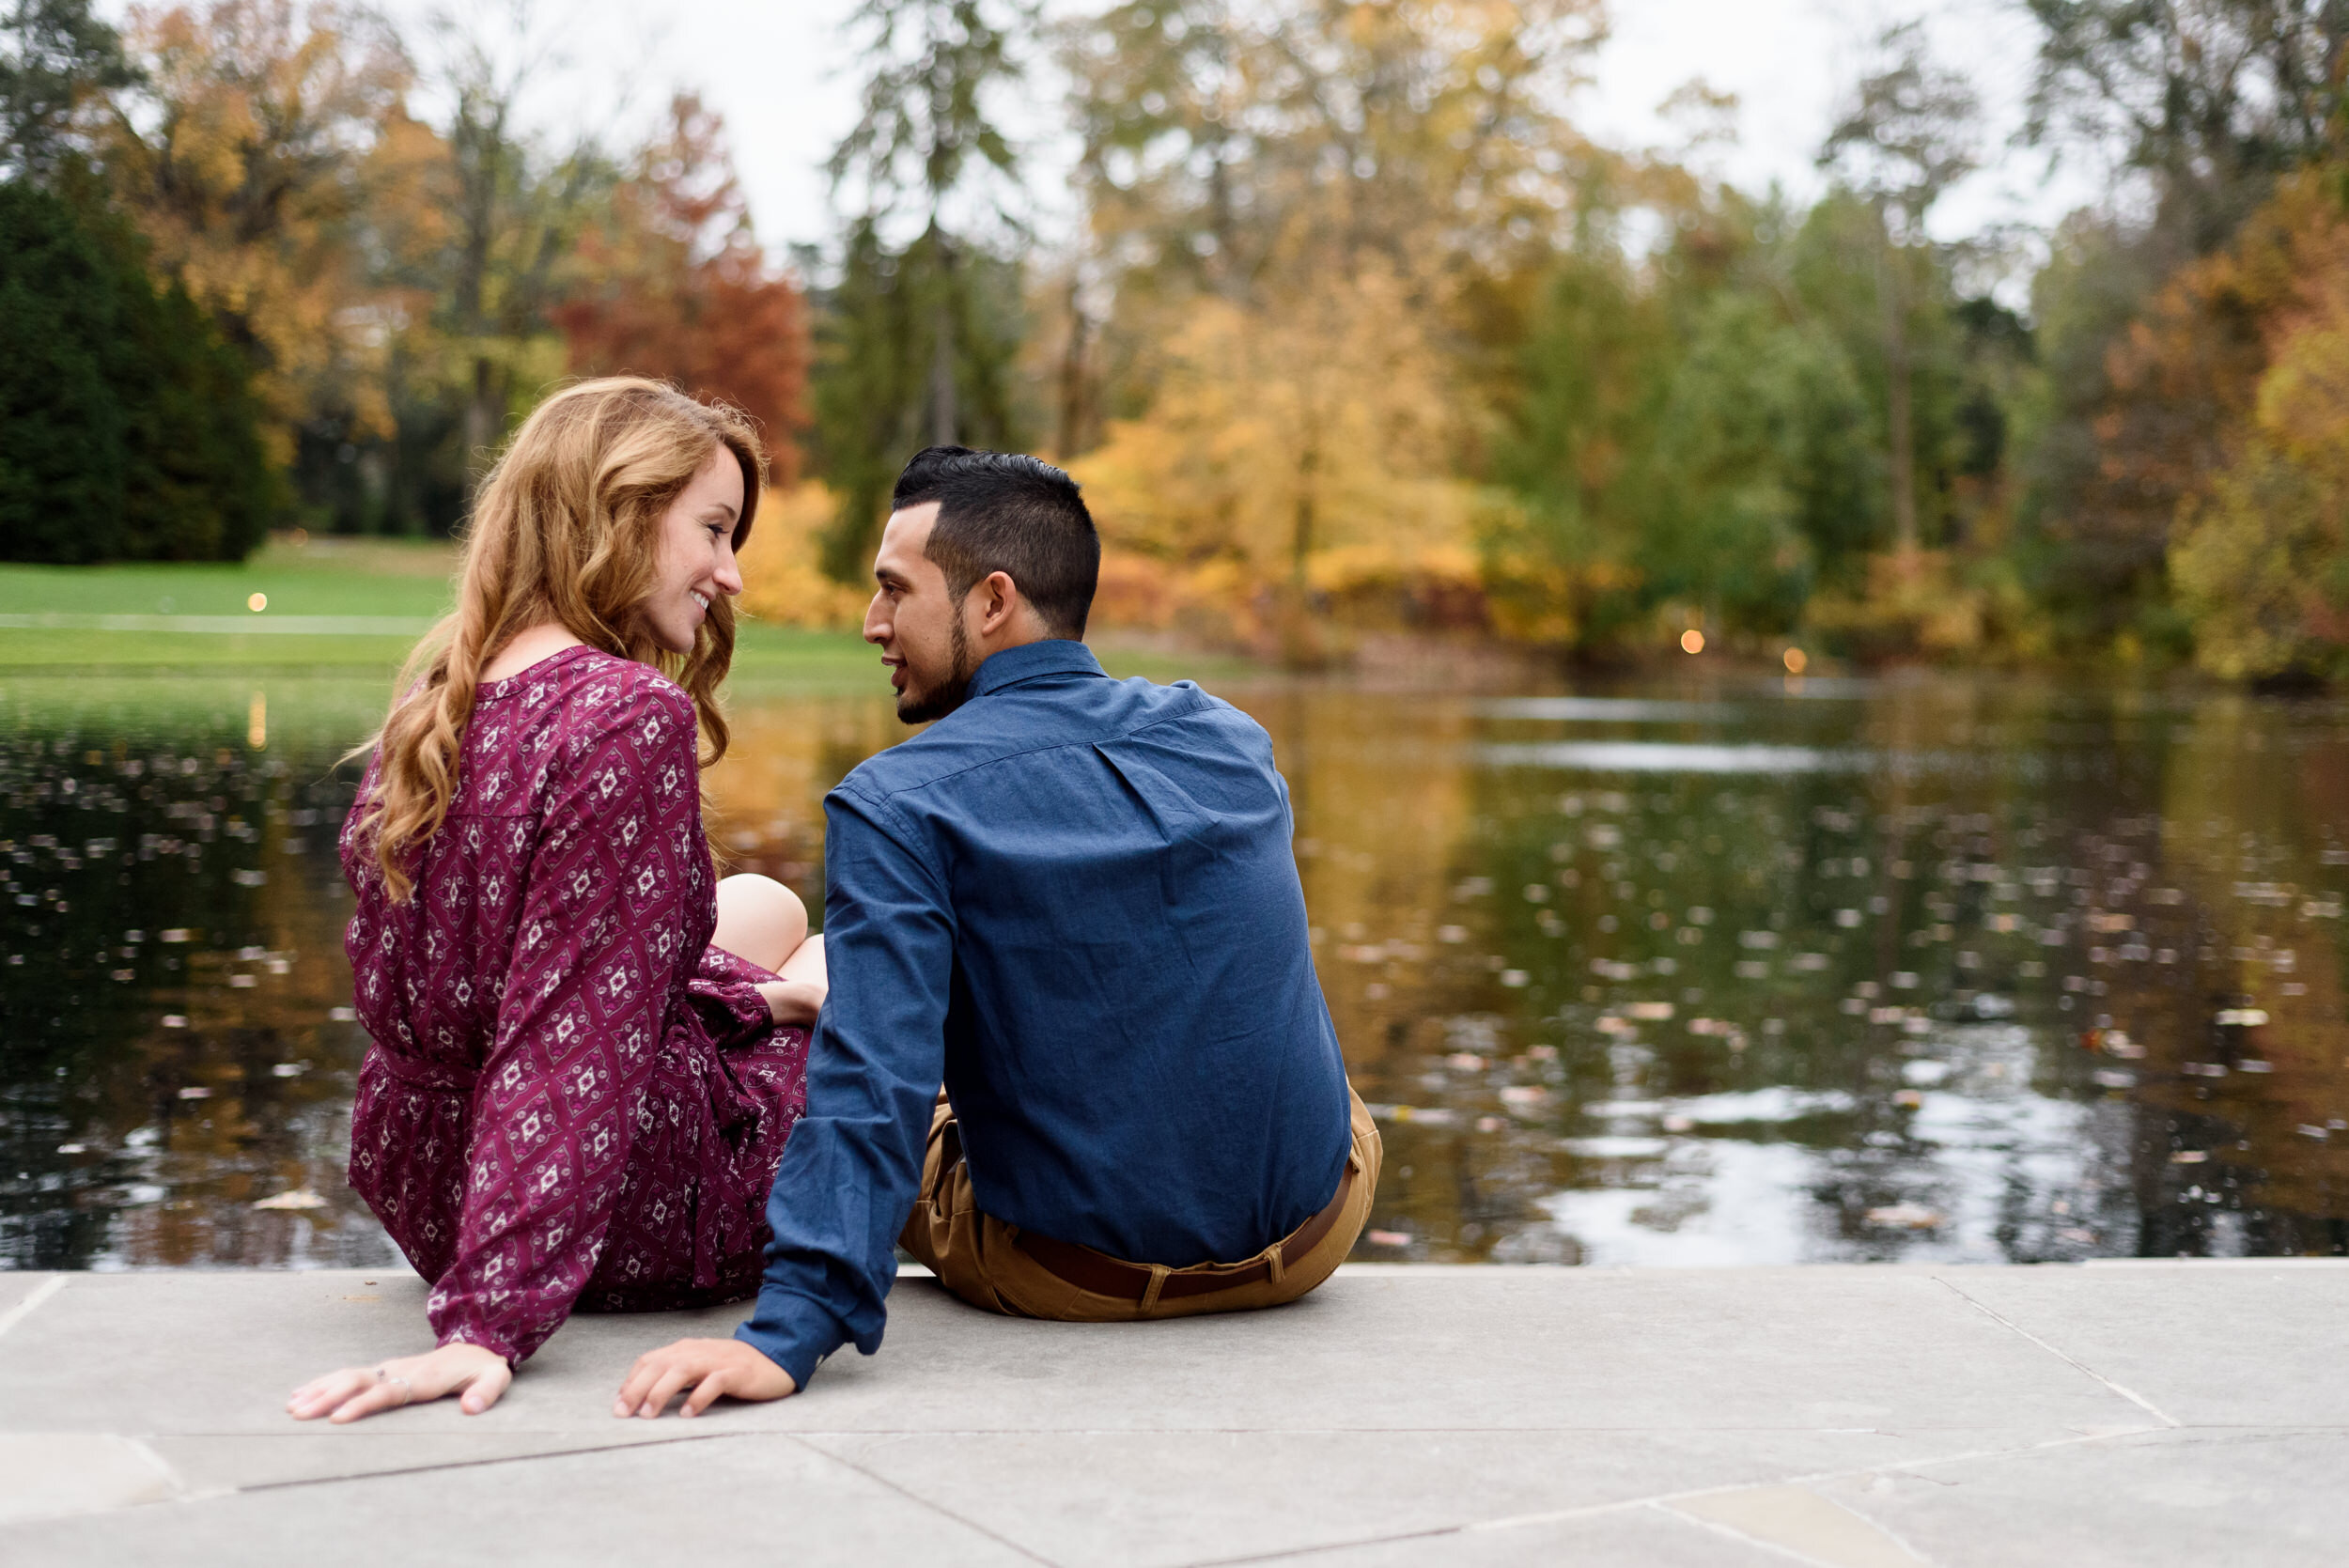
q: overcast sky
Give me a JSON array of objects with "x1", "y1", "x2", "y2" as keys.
[{"x1": 369, "y1": 0, "x2": 2111, "y2": 271}]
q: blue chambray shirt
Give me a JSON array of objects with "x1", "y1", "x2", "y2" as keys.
[{"x1": 735, "y1": 639, "x2": 1353, "y2": 1387}]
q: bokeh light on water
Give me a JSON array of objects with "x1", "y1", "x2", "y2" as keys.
[{"x1": 3, "y1": 668, "x2": 2345, "y2": 1270}]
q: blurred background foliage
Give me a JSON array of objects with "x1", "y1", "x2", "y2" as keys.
[{"x1": 0, "y1": 0, "x2": 2344, "y2": 679}]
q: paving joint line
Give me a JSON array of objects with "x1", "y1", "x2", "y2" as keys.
[
  {"x1": 789, "y1": 1433, "x2": 1062, "y2": 1567},
  {"x1": 0, "y1": 1277, "x2": 66, "y2": 1342},
  {"x1": 1179, "y1": 1425, "x2": 2154, "y2": 1567},
  {"x1": 1929, "y1": 1272, "x2": 2181, "y2": 1428},
  {"x1": 226, "y1": 1428, "x2": 739, "y2": 1498},
  {"x1": 1655, "y1": 1497, "x2": 1886, "y2": 1568}
]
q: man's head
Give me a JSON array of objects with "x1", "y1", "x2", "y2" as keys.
[{"x1": 863, "y1": 446, "x2": 1098, "y2": 724}]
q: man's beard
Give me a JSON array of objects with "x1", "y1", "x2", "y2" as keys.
[{"x1": 894, "y1": 612, "x2": 975, "y2": 724}]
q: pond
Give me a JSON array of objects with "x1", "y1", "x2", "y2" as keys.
[{"x1": 4, "y1": 662, "x2": 2346, "y2": 1271}]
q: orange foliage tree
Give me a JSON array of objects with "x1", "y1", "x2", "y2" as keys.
[
  {"x1": 552, "y1": 95, "x2": 809, "y2": 485},
  {"x1": 2168, "y1": 174, "x2": 2349, "y2": 679}
]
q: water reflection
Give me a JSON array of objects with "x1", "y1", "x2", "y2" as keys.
[
  {"x1": 1300, "y1": 676, "x2": 2349, "y2": 1265},
  {"x1": 2, "y1": 668, "x2": 2344, "y2": 1270}
]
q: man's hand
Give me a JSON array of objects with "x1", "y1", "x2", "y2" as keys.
[
  {"x1": 288, "y1": 1342, "x2": 511, "y2": 1424},
  {"x1": 614, "y1": 1337, "x2": 797, "y2": 1419}
]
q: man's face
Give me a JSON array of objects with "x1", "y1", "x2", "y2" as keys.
[{"x1": 865, "y1": 502, "x2": 974, "y2": 724}]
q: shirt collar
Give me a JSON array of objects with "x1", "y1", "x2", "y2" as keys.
[{"x1": 967, "y1": 638, "x2": 1105, "y2": 700}]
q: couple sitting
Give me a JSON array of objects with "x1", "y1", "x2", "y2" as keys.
[{"x1": 290, "y1": 378, "x2": 1380, "y2": 1423}]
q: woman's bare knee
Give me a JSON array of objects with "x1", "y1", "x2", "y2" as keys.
[{"x1": 713, "y1": 874, "x2": 807, "y2": 973}]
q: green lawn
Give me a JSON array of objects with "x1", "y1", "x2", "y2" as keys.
[
  {"x1": 0, "y1": 540, "x2": 1249, "y2": 689},
  {"x1": 0, "y1": 539, "x2": 880, "y2": 680}
]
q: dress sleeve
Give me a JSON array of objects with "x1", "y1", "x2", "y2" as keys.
[
  {"x1": 685, "y1": 946, "x2": 783, "y2": 1052},
  {"x1": 427, "y1": 681, "x2": 708, "y2": 1363}
]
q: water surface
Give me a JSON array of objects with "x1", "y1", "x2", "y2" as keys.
[{"x1": 4, "y1": 666, "x2": 2344, "y2": 1269}]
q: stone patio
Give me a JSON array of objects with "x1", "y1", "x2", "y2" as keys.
[{"x1": 1, "y1": 1261, "x2": 2340, "y2": 1566}]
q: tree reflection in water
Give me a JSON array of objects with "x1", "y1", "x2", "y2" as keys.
[{"x1": 3, "y1": 671, "x2": 2343, "y2": 1270}]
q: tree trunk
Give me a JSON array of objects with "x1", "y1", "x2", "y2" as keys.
[
  {"x1": 1291, "y1": 430, "x2": 1318, "y2": 593},
  {"x1": 1875, "y1": 212, "x2": 1918, "y2": 557},
  {"x1": 465, "y1": 355, "x2": 498, "y2": 485},
  {"x1": 927, "y1": 231, "x2": 957, "y2": 447},
  {"x1": 1054, "y1": 273, "x2": 1090, "y2": 460}
]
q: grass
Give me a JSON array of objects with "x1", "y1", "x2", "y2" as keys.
[
  {"x1": 0, "y1": 537, "x2": 1263, "y2": 689},
  {"x1": 0, "y1": 537, "x2": 879, "y2": 680}
]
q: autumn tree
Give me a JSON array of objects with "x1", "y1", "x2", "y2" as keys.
[
  {"x1": 2167, "y1": 174, "x2": 2349, "y2": 678},
  {"x1": 554, "y1": 94, "x2": 809, "y2": 483},
  {"x1": 2024, "y1": 0, "x2": 2348, "y2": 257},
  {"x1": 2013, "y1": 0, "x2": 2347, "y2": 650},
  {"x1": 106, "y1": 0, "x2": 409, "y2": 459},
  {"x1": 419, "y1": 11, "x2": 615, "y2": 484},
  {"x1": 1062, "y1": 0, "x2": 1605, "y2": 651}
]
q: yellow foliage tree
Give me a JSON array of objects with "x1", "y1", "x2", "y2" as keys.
[
  {"x1": 1074, "y1": 265, "x2": 1485, "y2": 656},
  {"x1": 108, "y1": 1, "x2": 412, "y2": 457},
  {"x1": 735, "y1": 482, "x2": 872, "y2": 630}
]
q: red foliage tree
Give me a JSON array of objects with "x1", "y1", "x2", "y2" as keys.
[{"x1": 554, "y1": 95, "x2": 810, "y2": 485}]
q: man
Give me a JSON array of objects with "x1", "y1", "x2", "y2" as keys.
[{"x1": 614, "y1": 447, "x2": 1378, "y2": 1417}]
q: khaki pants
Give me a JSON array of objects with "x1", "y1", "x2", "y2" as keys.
[{"x1": 898, "y1": 1088, "x2": 1381, "y2": 1322}]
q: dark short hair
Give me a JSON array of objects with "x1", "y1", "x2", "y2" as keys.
[{"x1": 892, "y1": 446, "x2": 1099, "y2": 639}]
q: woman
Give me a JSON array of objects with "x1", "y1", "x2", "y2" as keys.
[{"x1": 290, "y1": 379, "x2": 826, "y2": 1424}]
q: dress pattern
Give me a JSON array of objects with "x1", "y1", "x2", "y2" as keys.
[{"x1": 340, "y1": 644, "x2": 808, "y2": 1364}]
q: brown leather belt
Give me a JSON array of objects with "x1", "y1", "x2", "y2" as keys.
[{"x1": 1012, "y1": 1160, "x2": 1355, "y2": 1303}]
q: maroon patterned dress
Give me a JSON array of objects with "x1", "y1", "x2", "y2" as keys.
[{"x1": 339, "y1": 644, "x2": 809, "y2": 1364}]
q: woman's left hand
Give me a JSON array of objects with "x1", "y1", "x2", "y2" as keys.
[
  {"x1": 756, "y1": 977, "x2": 826, "y2": 1026},
  {"x1": 288, "y1": 1342, "x2": 512, "y2": 1423}
]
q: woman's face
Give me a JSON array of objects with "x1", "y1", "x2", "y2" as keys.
[{"x1": 646, "y1": 448, "x2": 746, "y2": 656}]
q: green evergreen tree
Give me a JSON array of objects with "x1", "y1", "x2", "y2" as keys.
[
  {"x1": 0, "y1": 181, "x2": 272, "y2": 562},
  {"x1": 813, "y1": 0, "x2": 1034, "y2": 582},
  {"x1": 0, "y1": 179, "x2": 128, "y2": 561}
]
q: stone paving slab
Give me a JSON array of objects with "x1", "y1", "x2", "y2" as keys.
[
  {"x1": 1, "y1": 1262, "x2": 2340, "y2": 1567},
  {"x1": 1937, "y1": 1263, "x2": 2349, "y2": 1427}
]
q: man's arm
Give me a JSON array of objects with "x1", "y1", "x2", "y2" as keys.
[{"x1": 616, "y1": 786, "x2": 955, "y2": 1414}]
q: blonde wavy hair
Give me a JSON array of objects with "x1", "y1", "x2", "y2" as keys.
[{"x1": 352, "y1": 377, "x2": 767, "y2": 901}]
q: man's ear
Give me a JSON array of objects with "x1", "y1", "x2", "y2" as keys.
[{"x1": 976, "y1": 569, "x2": 1020, "y2": 635}]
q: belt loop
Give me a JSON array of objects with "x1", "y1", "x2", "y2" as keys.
[
  {"x1": 1264, "y1": 1240, "x2": 1287, "y2": 1287},
  {"x1": 1140, "y1": 1265, "x2": 1171, "y2": 1312}
]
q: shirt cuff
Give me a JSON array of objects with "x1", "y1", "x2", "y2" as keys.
[{"x1": 733, "y1": 1284, "x2": 858, "y2": 1390}]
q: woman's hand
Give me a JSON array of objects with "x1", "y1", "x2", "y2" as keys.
[
  {"x1": 288, "y1": 1342, "x2": 512, "y2": 1424},
  {"x1": 756, "y1": 977, "x2": 826, "y2": 1026},
  {"x1": 614, "y1": 1337, "x2": 797, "y2": 1418}
]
